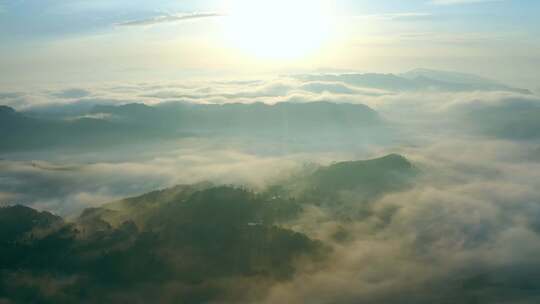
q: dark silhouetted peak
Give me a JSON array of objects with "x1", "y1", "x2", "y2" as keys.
[
  {"x1": 320, "y1": 154, "x2": 412, "y2": 177},
  {"x1": 0, "y1": 205, "x2": 61, "y2": 224},
  {"x1": 0, "y1": 205, "x2": 63, "y2": 241},
  {"x1": 0, "y1": 105, "x2": 35, "y2": 127},
  {"x1": 366, "y1": 153, "x2": 413, "y2": 169},
  {"x1": 0, "y1": 105, "x2": 17, "y2": 116},
  {"x1": 310, "y1": 154, "x2": 415, "y2": 196}
]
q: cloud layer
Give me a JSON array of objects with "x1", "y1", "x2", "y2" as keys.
[{"x1": 1, "y1": 69, "x2": 540, "y2": 302}]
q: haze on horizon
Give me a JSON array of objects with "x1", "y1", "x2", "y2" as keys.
[
  {"x1": 0, "y1": 0, "x2": 539, "y2": 89},
  {"x1": 1, "y1": 1, "x2": 540, "y2": 304}
]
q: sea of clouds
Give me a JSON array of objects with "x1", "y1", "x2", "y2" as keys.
[{"x1": 1, "y1": 72, "x2": 540, "y2": 302}]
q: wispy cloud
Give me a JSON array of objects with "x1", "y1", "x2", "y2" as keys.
[
  {"x1": 117, "y1": 12, "x2": 223, "y2": 27},
  {"x1": 359, "y1": 12, "x2": 432, "y2": 21}
]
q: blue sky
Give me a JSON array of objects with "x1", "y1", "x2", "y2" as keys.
[
  {"x1": 0, "y1": 0, "x2": 539, "y2": 88},
  {"x1": 2, "y1": 0, "x2": 538, "y2": 39}
]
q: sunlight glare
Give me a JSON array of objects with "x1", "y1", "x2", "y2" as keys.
[{"x1": 225, "y1": 0, "x2": 332, "y2": 59}]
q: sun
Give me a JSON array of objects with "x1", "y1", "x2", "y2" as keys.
[{"x1": 225, "y1": 0, "x2": 332, "y2": 60}]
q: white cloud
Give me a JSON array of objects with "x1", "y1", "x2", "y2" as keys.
[
  {"x1": 117, "y1": 12, "x2": 223, "y2": 27},
  {"x1": 2, "y1": 72, "x2": 538, "y2": 218},
  {"x1": 359, "y1": 12, "x2": 432, "y2": 21},
  {"x1": 3, "y1": 72, "x2": 540, "y2": 302},
  {"x1": 262, "y1": 137, "x2": 540, "y2": 303}
]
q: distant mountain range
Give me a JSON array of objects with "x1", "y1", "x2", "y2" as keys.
[
  {"x1": 2, "y1": 69, "x2": 533, "y2": 153},
  {"x1": 0, "y1": 102, "x2": 385, "y2": 152},
  {"x1": 295, "y1": 69, "x2": 531, "y2": 94},
  {"x1": 455, "y1": 96, "x2": 540, "y2": 140}
]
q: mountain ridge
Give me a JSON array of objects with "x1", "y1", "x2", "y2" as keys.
[
  {"x1": 0, "y1": 101, "x2": 385, "y2": 152},
  {"x1": 295, "y1": 69, "x2": 531, "y2": 94}
]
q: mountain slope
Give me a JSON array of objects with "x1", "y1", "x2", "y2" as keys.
[
  {"x1": 310, "y1": 153, "x2": 415, "y2": 195},
  {"x1": 0, "y1": 154, "x2": 419, "y2": 303}
]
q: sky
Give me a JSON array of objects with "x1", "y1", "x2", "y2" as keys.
[
  {"x1": 0, "y1": 0, "x2": 539, "y2": 89},
  {"x1": 2, "y1": 2, "x2": 540, "y2": 302}
]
